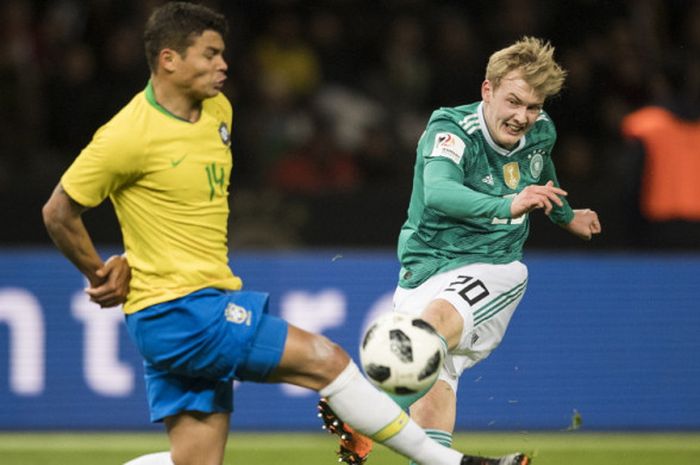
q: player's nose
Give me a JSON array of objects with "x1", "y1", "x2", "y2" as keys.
[
  {"x1": 513, "y1": 106, "x2": 528, "y2": 124},
  {"x1": 216, "y1": 55, "x2": 228, "y2": 72}
]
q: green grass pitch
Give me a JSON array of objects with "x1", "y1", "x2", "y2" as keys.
[{"x1": 0, "y1": 431, "x2": 698, "y2": 465}]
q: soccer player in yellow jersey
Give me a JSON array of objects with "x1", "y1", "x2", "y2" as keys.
[{"x1": 42, "y1": 3, "x2": 522, "y2": 465}]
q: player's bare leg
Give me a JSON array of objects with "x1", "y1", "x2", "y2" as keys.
[
  {"x1": 165, "y1": 411, "x2": 229, "y2": 465},
  {"x1": 270, "y1": 325, "x2": 466, "y2": 465},
  {"x1": 410, "y1": 379, "x2": 456, "y2": 432}
]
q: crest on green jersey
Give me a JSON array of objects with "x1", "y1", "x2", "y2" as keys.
[
  {"x1": 430, "y1": 132, "x2": 465, "y2": 164},
  {"x1": 503, "y1": 162, "x2": 520, "y2": 189},
  {"x1": 529, "y1": 149, "x2": 545, "y2": 179}
]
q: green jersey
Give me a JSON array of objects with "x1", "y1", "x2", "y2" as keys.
[{"x1": 398, "y1": 102, "x2": 574, "y2": 288}]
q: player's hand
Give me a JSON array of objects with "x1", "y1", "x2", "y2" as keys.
[
  {"x1": 510, "y1": 180, "x2": 567, "y2": 218},
  {"x1": 563, "y1": 208, "x2": 602, "y2": 240},
  {"x1": 85, "y1": 254, "x2": 131, "y2": 308}
]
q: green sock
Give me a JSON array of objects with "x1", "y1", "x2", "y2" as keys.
[{"x1": 408, "y1": 429, "x2": 453, "y2": 465}]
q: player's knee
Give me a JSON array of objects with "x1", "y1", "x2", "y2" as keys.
[
  {"x1": 273, "y1": 328, "x2": 351, "y2": 389},
  {"x1": 422, "y1": 301, "x2": 464, "y2": 349},
  {"x1": 308, "y1": 334, "x2": 350, "y2": 382}
]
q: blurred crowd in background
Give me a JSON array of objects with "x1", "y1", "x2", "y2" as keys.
[{"x1": 1, "y1": 0, "x2": 699, "y2": 250}]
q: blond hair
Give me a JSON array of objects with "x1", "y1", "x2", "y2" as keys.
[{"x1": 485, "y1": 37, "x2": 567, "y2": 98}]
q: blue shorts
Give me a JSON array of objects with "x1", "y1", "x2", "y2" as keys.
[{"x1": 125, "y1": 288, "x2": 288, "y2": 422}]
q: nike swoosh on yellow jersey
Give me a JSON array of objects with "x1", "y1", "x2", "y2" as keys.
[{"x1": 171, "y1": 154, "x2": 188, "y2": 167}]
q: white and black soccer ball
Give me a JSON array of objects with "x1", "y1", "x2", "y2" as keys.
[{"x1": 359, "y1": 313, "x2": 444, "y2": 395}]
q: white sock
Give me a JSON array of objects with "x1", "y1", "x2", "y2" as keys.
[
  {"x1": 409, "y1": 430, "x2": 454, "y2": 465},
  {"x1": 123, "y1": 451, "x2": 173, "y2": 465},
  {"x1": 320, "y1": 362, "x2": 462, "y2": 465}
]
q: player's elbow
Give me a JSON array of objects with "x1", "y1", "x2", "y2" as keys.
[
  {"x1": 42, "y1": 191, "x2": 75, "y2": 237},
  {"x1": 42, "y1": 198, "x2": 60, "y2": 232},
  {"x1": 423, "y1": 188, "x2": 442, "y2": 211},
  {"x1": 42, "y1": 204, "x2": 68, "y2": 244},
  {"x1": 424, "y1": 188, "x2": 455, "y2": 217},
  {"x1": 43, "y1": 185, "x2": 86, "y2": 229}
]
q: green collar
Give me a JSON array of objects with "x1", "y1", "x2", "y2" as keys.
[{"x1": 145, "y1": 80, "x2": 191, "y2": 122}]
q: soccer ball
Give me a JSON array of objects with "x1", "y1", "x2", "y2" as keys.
[{"x1": 359, "y1": 313, "x2": 444, "y2": 395}]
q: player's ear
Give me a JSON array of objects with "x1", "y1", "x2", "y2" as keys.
[
  {"x1": 481, "y1": 80, "x2": 492, "y2": 103},
  {"x1": 159, "y1": 48, "x2": 178, "y2": 73}
]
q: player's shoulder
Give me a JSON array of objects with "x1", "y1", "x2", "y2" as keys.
[
  {"x1": 96, "y1": 91, "x2": 149, "y2": 143},
  {"x1": 527, "y1": 109, "x2": 557, "y2": 143},
  {"x1": 420, "y1": 104, "x2": 480, "y2": 164},
  {"x1": 426, "y1": 102, "x2": 480, "y2": 141},
  {"x1": 427, "y1": 102, "x2": 478, "y2": 126},
  {"x1": 204, "y1": 92, "x2": 233, "y2": 121}
]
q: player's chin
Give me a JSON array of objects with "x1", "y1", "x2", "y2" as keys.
[
  {"x1": 212, "y1": 78, "x2": 227, "y2": 93},
  {"x1": 207, "y1": 85, "x2": 223, "y2": 97},
  {"x1": 198, "y1": 81, "x2": 223, "y2": 97},
  {"x1": 498, "y1": 133, "x2": 524, "y2": 148}
]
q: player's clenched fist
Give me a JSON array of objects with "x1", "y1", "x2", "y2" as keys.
[
  {"x1": 563, "y1": 208, "x2": 602, "y2": 240},
  {"x1": 510, "y1": 180, "x2": 568, "y2": 218},
  {"x1": 85, "y1": 254, "x2": 131, "y2": 308}
]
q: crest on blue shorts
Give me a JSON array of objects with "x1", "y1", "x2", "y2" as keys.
[{"x1": 225, "y1": 303, "x2": 251, "y2": 325}]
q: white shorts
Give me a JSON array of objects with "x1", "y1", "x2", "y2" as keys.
[{"x1": 392, "y1": 261, "x2": 528, "y2": 392}]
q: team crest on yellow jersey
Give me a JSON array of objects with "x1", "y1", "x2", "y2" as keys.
[
  {"x1": 218, "y1": 122, "x2": 231, "y2": 145},
  {"x1": 503, "y1": 162, "x2": 520, "y2": 189}
]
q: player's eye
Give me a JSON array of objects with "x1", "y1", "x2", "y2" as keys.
[{"x1": 204, "y1": 48, "x2": 220, "y2": 60}]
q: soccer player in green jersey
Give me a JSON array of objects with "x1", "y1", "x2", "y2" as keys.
[
  {"x1": 325, "y1": 37, "x2": 601, "y2": 465},
  {"x1": 42, "y1": 3, "x2": 526, "y2": 465}
]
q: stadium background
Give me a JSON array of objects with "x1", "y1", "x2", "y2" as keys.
[{"x1": 1, "y1": 0, "x2": 699, "y2": 437}]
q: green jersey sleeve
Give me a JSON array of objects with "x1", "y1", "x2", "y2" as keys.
[
  {"x1": 424, "y1": 160, "x2": 512, "y2": 219},
  {"x1": 422, "y1": 123, "x2": 512, "y2": 220},
  {"x1": 539, "y1": 153, "x2": 575, "y2": 225}
]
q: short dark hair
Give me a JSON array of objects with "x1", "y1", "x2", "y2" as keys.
[{"x1": 144, "y1": 2, "x2": 228, "y2": 72}]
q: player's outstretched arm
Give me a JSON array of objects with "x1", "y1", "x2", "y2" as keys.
[
  {"x1": 510, "y1": 180, "x2": 567, "y2": 218},
  {"x1": 561, "y1": 208, "x2": 602, "y2": 240}
]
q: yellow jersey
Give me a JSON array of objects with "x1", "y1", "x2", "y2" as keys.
[{"x1": 61, "y1": 82, "x2": 242, "y2": 313}]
